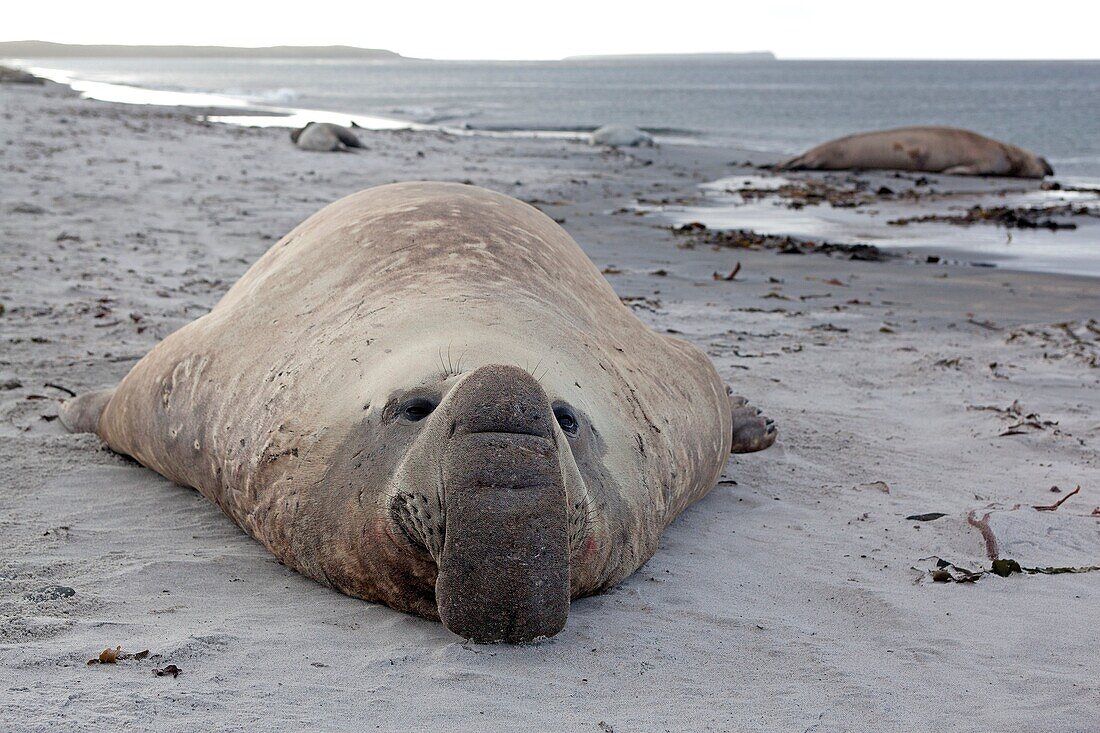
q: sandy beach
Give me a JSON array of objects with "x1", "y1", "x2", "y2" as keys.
[{"x1": 2, "y1": 78, "x2": 1099, "y2": 732}]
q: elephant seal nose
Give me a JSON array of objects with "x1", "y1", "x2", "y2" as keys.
[
  {"x1": 448, "y1": 364, "x2": 555, "y2": 439},
  {"x1": 435, "y1": 364, "x2": 570, "y2": 643}
]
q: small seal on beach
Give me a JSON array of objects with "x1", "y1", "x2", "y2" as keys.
[
  {"x1": 60, "y1": 182, "x2": 775, "y2": 643},
  {"x1": 0, "y1": 66, "x2": 44, "y2": 85},
  {"x1": 778, "y1": 126, "x2": 1053, "y2": 178},
  {"x1": 290, "y1": 121, "x2": 364, "y2": 152},
  {"x1": 590, "y1": 124, "x2": 654, "y2": 148}
]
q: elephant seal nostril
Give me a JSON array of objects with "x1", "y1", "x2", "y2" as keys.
[{"x1": 448, "y1": 364, "x2": 555, "y2": 440}]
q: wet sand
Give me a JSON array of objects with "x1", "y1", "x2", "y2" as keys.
[{"x1": 2, "y1": 79, "x2": 1099, "y2": 732}]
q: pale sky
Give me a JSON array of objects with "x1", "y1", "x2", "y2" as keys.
[{"x1": 3, "y1": 0, "x2": 1098, "y2": 60}]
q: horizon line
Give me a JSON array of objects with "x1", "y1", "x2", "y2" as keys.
[{"x1": 1, "y1": 40, "x2": 1097, "y2": 63}]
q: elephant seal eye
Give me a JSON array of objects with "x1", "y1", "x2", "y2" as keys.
[
  {"x1": 554, "y1": 405, "x2": 579, "y2": 435},
  {"x1": 402, "y1": 398, "x2": 437, "y2": 422}
]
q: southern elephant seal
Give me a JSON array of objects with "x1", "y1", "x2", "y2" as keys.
[
  {"x1": 60, "y1": 182, "x2": 776, "y2": 643},
  {"x1": 0, "y1": 65, "x2": 44, "y2": 85},
  {"x1": 590, "y1": 124, "x2": 654, "y2": 148},
  {"x1": 290, "y1": 121, "x2": 364, "y2": 152},
  {"x1": 778, "y1": 126, "x2": 1053, "y2": 178}
]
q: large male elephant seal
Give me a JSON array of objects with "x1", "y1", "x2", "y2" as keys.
[
  {"x1": 778, "y1": 126, "x2": 1053, "y2": 178},
  {"x1": 60, "y1": 182, "x2": 775, "y2": 643}
]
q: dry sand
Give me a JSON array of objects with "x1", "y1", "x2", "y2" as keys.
[{"x1": 1, "y1": 80, "x2": 1098, "y2": 732}]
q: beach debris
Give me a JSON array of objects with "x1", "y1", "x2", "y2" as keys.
[
  {"x1": 590, "y1": 124, "x2": 653, "y2": 148},
  {"x1": 990, "y1": 559, "x2": 1022, "y2": 577},
  {"x1": 26, "y1": 585, "x2": 76, "y2": 601},
  {"x1": 10, "y1": 203, "x2": 47, "y2": 215},
  {"x1": 925, "y1": 556, "x2": 1100, "y2": 583},
  {"x1": 725, "y1": 176, "x2": 872, "y2": 209},
  {"x1": 153, "y1": 664, "x2": 181, "y2": 678},
  {"x1": 929, "y1": 558, "x2": 983, "y2": 583},
  {"x1": 967, "y1": 510, "x2": 999, "y2": 560},
  {"x1": 997, "y1": 411, "x2": 1057, "y2": 436},
  {"x1": 967, "y1": 400, "x2": 1023, "y2": 417},
  {"x1": 888, "y1": 204, "x2": 1094, "y2": 231},
  {"x1": 966, "y1": 318, "x2": 1000, "y2": 331},
  {"x1": 857, "y1": 481, "x2": 891, "y2": 493},
  {"x1": 808, "y1": 323, "x2": 848, "y2": 333},
  {"x1": 906, "y1": 512, "x2": 947, "y2": 522},
  {"x1": 87, "y1": 647, "x2": 150, "y2": 665},
  {"x1": 620, "y1": 296, "x2": 661, "y2": 314},
  {"x1": 712, "y1": 263, "x2": 741, "y2": 281},
  {"x1": 1006, "y1": 320, "x2": 1100, "y2": 368},
  {"x1": 1033, "y1": 485, "x2": 1081, "y2": 512},
  {"x1": 670, "y1": 225, "x2": 890, "y2": 262}
]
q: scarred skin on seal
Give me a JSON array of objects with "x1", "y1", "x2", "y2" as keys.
[
  {"x1": 778, "y1": 126, "x2": 1053, "y2": 178},
  {"x1": 61, "y1": 182, "x2": 775, "y2": 643}
]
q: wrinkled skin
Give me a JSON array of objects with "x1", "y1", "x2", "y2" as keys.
[
  {"x1": 61, "y1": 182, "x2": 773, "y2": 642},
  {"x1": 778, "y1": 126, "x2": 1053, "y2": 178}
]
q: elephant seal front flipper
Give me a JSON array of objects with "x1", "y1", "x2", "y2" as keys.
[{"x1": 729, "y1": 393, "x2": 777, "y2": 453}]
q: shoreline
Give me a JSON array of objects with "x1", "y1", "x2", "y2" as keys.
[
  {"x1": 2, "y1": 72, "x2": 1099, "y2": 732},
  {"x1": 7, "y1": 60, "x2": 1098, "y2": 279},
  {"x1": 6, "y1": 61, "x2": 659, "y2": 143}
]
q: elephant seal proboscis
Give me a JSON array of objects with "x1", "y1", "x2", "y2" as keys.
[
  {"x1": 290, "y1": 121, "x2": 364, "y2": 152},
  {"x1": 61, "y1": 182, "x2": 776, "y2": 643},
  {"x1": 778, "y1": 126, "x2": 1053, "y2": 178}
]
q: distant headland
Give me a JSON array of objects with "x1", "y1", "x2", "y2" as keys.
[
  {"x1": 0, "y1": 40, "x2": 402, "y2": 59},
  {"x1": 563, "y1": 51, "x2": 776, "y2": 61}
]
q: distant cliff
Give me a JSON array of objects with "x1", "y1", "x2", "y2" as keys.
[{"x1": 0, "y1": 41, "x2": 402, "y2": 59}]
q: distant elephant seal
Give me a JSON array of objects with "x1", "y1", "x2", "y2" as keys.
[
  {"x1": 60, "y1": 182, "x2": 775, "y2": 643},
  {"x1": 590, "y1": 124, "x2": 654, "y2": 148},
  {"x1": 778, "y1": 126, "x2": 1053, "y2": 178},
  {"x1": 290, "y1": 121, "x2": 364, "y2": 152}
]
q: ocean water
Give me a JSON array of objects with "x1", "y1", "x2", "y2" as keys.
[
  {"x1": 9, "y1": 55, "x2": 1100, "y2": 276},
  {"x1": 12, "y1": 56, "x2": 1100, "y2": 180}
]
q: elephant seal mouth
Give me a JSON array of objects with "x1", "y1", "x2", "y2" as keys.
[{"x1": 397, "y1": 364, "x2": 571, "y2": 643}]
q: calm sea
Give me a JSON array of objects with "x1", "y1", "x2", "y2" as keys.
[
  {"x1": 13, "y1": 56, "x2": 1100, "y2": 180},
  {"x1": 9, "y1": 55, "x2": 1100, "y2": 276}
]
